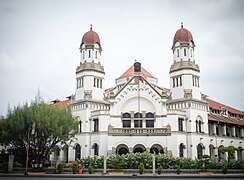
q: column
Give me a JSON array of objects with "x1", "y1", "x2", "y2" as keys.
[
  {"x1": 222, "y1": 125, "x2": 226, "y2": 136},
  {"x1": 212, "y1": 123, "x2": 216, "y2": 135},
  {"x1": 240, "y1": 128, "x2": 244, "y2": 138},
  {"x1": 232, "y1": 126, "x2": 236, "y2": 137}
]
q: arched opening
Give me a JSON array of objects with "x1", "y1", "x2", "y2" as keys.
[
  {"x1": 179, "y1": 143, "x2": 185, "y2": 157},
  {"x1": 237, "y1": 147, "x2": 243, "y2": 161},
  {"x1": 209, "y1": 144, "x2": 215, "y2": 160},
  {"x1": 134, "y1": 113, "x2": 142, "y2": 128},
  {"x1": 116, "y1": 144, "x2": 129, "y2": 155},
  {"x1": 92, "y1": 143, "x2": 99, "y2": 156},
  {"x1": 218, "y1": 145, "x2": 225, "y2": 161},
  {"x1": 75, "y1": 144, "x2": 81, "y2": 160},
  {"x1": 150, "y1": 144, "x2": 164, "y2": 154},
  {"x1": 122, "y1": 112, "x2": 131, "y2": 128},
  {"x1": 133, "y1": 144, "x2": 146, "y2": 153},
  {"x1": 53, "y1": 145, "x2": 61, "y2": 161},
  {"x1": 63, "y1": 145, "x2": 69, "y2": 163},
  {"x1": 146, "y1": 112, "x2": 154, "y2": 128},
  {"x1": 197, "y1": 144, "x2": 204, "y2": 159}
]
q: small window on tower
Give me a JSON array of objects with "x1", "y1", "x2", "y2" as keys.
[
  {"x1": 190, "y1": 49, "x2": 192, "y2": 57},
  {"x1": 184, "y1": 49, "x2": 186, "y2": 56},
  {"x1": 95, "y1": 51, "x2": 97, "y2": 59},
  {"x1": 83, "y1": 51, "x2": 85, "y2": 59},
  {"x1": 177, "y1": 49, "x2": 179, "y2": 57},
  {"x1": 88, "y1": 50, "x2": 91, "y2": 58}
]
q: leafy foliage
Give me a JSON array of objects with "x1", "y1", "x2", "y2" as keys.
[
  {"x1": 0, "y1": 100, "x2": 78, "y2": 166},
  {"x1": 76, "y1": 152, "x2": 244, "y2": 170}
]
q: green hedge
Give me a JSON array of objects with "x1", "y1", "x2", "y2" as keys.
[{"x1": 77, "y1": 152, "x2": 244, "y2": 170}]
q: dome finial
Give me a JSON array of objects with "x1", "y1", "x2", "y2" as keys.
[
  {"x1": 90, "y1": 24, "x2": 92, "y2": 30},
  {"x1": 181, "y1": 22, "x2": 183, "y2": 28}
]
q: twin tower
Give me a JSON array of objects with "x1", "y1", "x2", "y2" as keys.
[{"x1": 75, "y1": 24, "x2": 202, "y2": 103}]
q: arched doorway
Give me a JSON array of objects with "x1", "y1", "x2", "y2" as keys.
[
  {"x1": 133, "y1": 144, "x2": 146, "y2": 153},
  {"x1": 116, "y1": 144, "x2": 129, "y2": 155},
  {"x1": 150, "y1": 144, "x2": 164, "y2": 154}
]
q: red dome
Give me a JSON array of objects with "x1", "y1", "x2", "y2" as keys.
[
  {"x1": 173, "y1": 23, "x2": 193, "y2": 44},
  {"x1": 82, "y1": 26, "x2": 101, "y2": 45}
]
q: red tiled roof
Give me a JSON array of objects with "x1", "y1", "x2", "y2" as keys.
[
  {"x1": 208, "y1": 113, "x2": 244, "y2": 126},
  {"x1": 207, "y1": 98, "x2": 244, "y2": 115},
  {"x1": 119, "y1": 65, "x2": 155, "y2": 78},
  {"x1": 53, "y1": 99, "x2": 71, "y2": 109}
]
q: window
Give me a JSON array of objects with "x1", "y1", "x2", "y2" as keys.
[
  {"x1": 83, "y1": 51, "x2": 85, "y2": 59},
  {"x1": 88, "y1": 50, "x2": 91, "y2": 58},
  {"x1": 146, "y1": 112, "x2": 154, "y2": 128},
  {"x1": 177, "y1": 49, "x2": 179, "y2": 57},
  {"x1": 123, "y1": 120, "x2": 131, "y2": 128},
  {"x1": 134, "y1": 120, "x2": 142, "y2": 128},
  {"x1": 94, "y1": 119, "x2": 99, "y2": 132},
  {"x1": 100, "y1": 79, "x2": 102, "y2": 88},
  {"x1": 122, "y1": 113, "x2": 131, "y2": 128},
  {"x1": 93, "y1": 143, "x2": 99, "y2": 156},
  {"x1": 199, "y1": 121, "x2": 202, "y2": 132},
  {"x1": 123, "y1": 113, "x2": 131, "y2": 118},
  {"x1": 179, "y1": 143, "x2": 185, "y2": 157},
  {"x1": 75, "y1": 144, "x2": 81, "y2": 160},
  {"x1": 79, "y1": 120, "x2": 82, "y2": 133},
  {"x1": 190, "y1": 49, "x2": 192, "y2": 57},
  {"x1": 173, "y1": 78, "x2": 175, "y2": 87},
  {"x1": 184, "y1": 49, "x2": 186, "y2": 56},
  {"x1": 196, "y1": 121, "x2": 198, "y2": 132},
  {"x1": 179, "y1": 76, "x2": 182, "y2": 86},
  {"x1": 197, "y1": 144, "x2": 203, "y2": 159},
  {"x1": 146, "y1": 120, "x2": 154, "y2": 128},
  {"x1": 95, "y1": 51, "x2": 97, "y2": 59},
  {"x1": 94, "y1": 78, "x2": 96, "y2": 87},
  {"x1": 178, "y1": 118, "x2": 184, "y2": 131}
]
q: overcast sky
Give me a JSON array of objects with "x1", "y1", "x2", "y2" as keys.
[{"x1": 0, "y1": 0, "x2": 244, "y2": 116}]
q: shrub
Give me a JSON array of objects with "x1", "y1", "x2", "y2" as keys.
[
  {"x1": 138, "y1": 163, "x2": 145, "y2": 174},
  {"x1": 56, "y1": 163, "x2": 64, "y2": 173}
]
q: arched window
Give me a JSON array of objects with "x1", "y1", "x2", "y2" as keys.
[
  {"x1": 197, "y1": 144, "x2": 204, "y2": 159},
  {"x1": 93, "y1": 143, "x2": 99, "y2": 156},
  {"x1": 123, "y1": 113, "x2": 131, "y2": 118},
  {"x1": 75, "y1": 144, "x2": 81, "y2": 160},
  {"x1": 134, "y1": 113, "x2": 142, "y2": 128},
  {"x1": 122, "y1": 113, "x2": 131, "y2": 128},
  {"x1": 146, "y1": 112, "x2": 154, "y2": 128},
  {"x1": 179, "y1": 143, "x2": 185, "y2": 157},
  {"x1": 196, "y1": 116, "x2": 204, "y2": 133}
]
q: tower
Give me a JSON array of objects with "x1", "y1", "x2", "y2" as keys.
[
  {"x1": 169, "y1": 23, "x2": 201, "y2": 100},
  {"x1": 75, "y1": 25, "x2": 105, "y2": 101}
]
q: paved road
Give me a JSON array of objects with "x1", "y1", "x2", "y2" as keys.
[{"x1": 1, "y1": 174, "x2": 244, "y2": 180}]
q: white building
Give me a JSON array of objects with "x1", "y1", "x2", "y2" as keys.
[{"x1": 51, "y1": 24, "x2": 244, "y2": 163}]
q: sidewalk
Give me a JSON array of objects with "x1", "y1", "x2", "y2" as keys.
[{"x1": 1, "y1": 172, "x2": 244, "y2": 178}]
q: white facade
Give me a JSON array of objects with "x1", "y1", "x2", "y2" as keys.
[{"x1": 50, "y1": 26, "x2": 244, "y2": 163}]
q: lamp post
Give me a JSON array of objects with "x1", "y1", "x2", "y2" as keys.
[
  {"x1": 24, "y1": 126, "x2": 30, "y2": 175},
  {"x1": 24, "y1": 122, "x2": 35, "y2": 175}
]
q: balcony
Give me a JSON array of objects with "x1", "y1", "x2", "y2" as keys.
[{"x1": 108, "y1": 125, "x2": 171, "y2": 136}]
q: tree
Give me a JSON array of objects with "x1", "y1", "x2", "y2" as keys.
[
  {"x1": 0, "y1": 100, "x2": 78, "y2": 166},
  {"x1": 219, "y1": 146, "x2": 237, "y2": 164}
]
